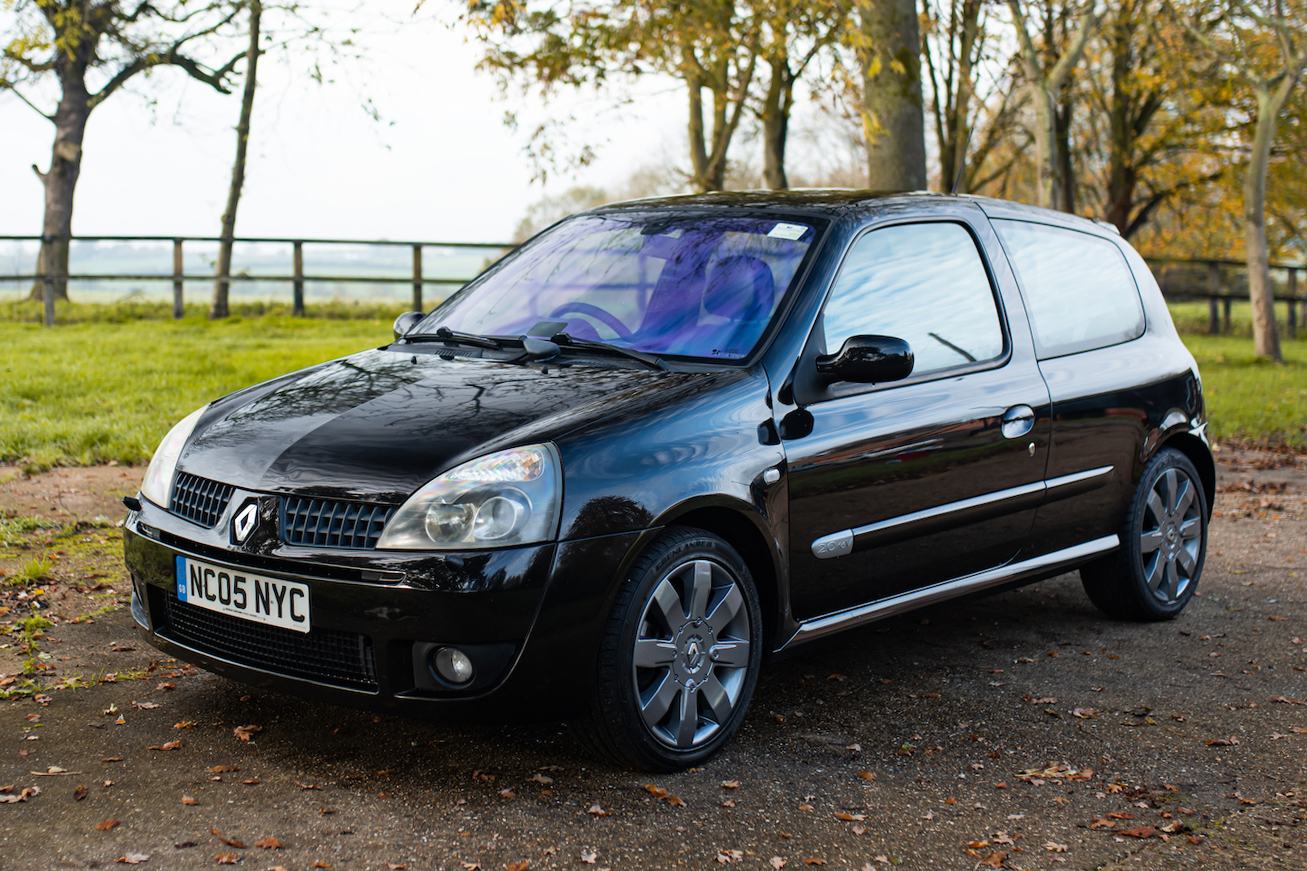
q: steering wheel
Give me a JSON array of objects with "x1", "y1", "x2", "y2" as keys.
[{"x1": 548, "y1": 302, "x2": 633, "y2": 339}]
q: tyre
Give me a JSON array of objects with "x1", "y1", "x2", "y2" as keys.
[
  {"x1": 574, "y1": 527, "x2": 763, "y2": 771},
  {"x1": 1081, "y1": 447, "x2": 1208, "y2": 621}
]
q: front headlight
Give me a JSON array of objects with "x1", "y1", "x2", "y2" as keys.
[
  {"x1": 139, "y1": 405, "x2": 207, "y2": 509},
  {"x1": 376, "y1": 444, "x2": 562, "y2": 550}
]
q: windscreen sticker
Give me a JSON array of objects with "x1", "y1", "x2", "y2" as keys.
[{"x1": 768, "y1": 222, "x2": 809, "y2": 241}]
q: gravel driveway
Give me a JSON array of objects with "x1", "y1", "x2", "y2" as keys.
[{"x1": 1, "y1": 449, "x2": 1303, "y2": 871}]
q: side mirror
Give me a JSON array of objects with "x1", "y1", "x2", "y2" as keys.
[
  {"x1": 393, "y1": 311, "x2": 424, "y2": 342},
  {"x1": 815, "y1": 335, "x2": 914, "y2": 384}
]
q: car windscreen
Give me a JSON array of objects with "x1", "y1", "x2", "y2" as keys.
[{"x1": 420, "y1": 212, "x2": 820, "y2": 361}]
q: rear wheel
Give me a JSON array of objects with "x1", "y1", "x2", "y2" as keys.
[
  {"x1": 1081, "y1": 447, "x2": 1207, "y2": 621},
  {"x1": 574, "y1": 528, "x2": 762, "y2": 771}
]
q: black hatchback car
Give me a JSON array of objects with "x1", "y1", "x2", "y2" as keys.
[{"x1": 123, "y1": 191, "x2": 1212, "y2": 770}]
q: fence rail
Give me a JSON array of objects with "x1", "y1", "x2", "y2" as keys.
[
  {"x1": 3, "y1": 234, "x2": 517, "y2": 326},
  {"x1": 1145, "y1": 257, "x2": 1304, "y2": 337},
  {"x1": 5, "y1": 235, "x2": 1305, "y2": 336}
]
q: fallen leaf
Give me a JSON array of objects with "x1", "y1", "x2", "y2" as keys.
[
  {"x1": 721, "y1": 798, "x2": 736, "y2": 807},
  {"x1": 73, "y1": 786, "x2": 88, "y2": 801},
  {"x1": 580, "y1": 849, "x2": 597, "y2": 864},
  {"x1": 211, "y1": 828, "x2": 246, "y2": 848},
  {"x1": 715, "y1": 851, "x2": 744, "y2": 865},
  {"x1": 979, "y1": 852, "x2": 1006, "y2": 868},
  {"x1": 312, "y1": 863, "x2": 331, "y2": 869},
  {"x1": 803, "y1": 860, "x2": 827, "y2": 867},
  {"x1": 721, "y1": 780, "x2": 740, "y2": 789},
  {"x1": 852, "y1": 825, "x2": 867, "y2": 835},
  {"x1": 216, "y1": 855, "x2": 238, "y2": 865},
  {"x1": 241, "y1": 778, "x2": 260, "y2": 785},
  {"x1": 530, "y1": 773, "x2": 553, "y2": 785},
  {"x1": 1106, "y1": 813, "x2": 1135, "y2": 820},
  {"x1": 233, "y1": 724, "x2": 262, "y2": 741},
  {"x1": 834, "y1": 812, "x2": 867, "y2": 821},
  {"x1": 499, "y1": 787, "x2": 517, "y2": 800},
  {"x1": 770, "y1": 858, "x2": 786, "y2": 870},
  {"x1": 1204, "y1": 737, "x2": 1239, "y2": 746},
  {"x1": 1044, "y1": 842, "x2": 1068, "y2": 852},
  {"x1": 587, "y1": 804, "x2": 609, "y2": 816},
  {"x1": 181, "y1": 795, "x2": 199, "y2": 806},
  {"x1": 96, "y1": 819, "x2": 121, "y2": 831},
  {"x1": 133, "y1": 701, "x2": 159, "y2": 709},
  {"x1": 645, "y1": 784, "x2": 670, "y2": 799},
  {"x1": 856, "y1": 771, "x2": 876, "y2": 782},
  {"x1": 147, "y1": 741, "x2": 182, "y2": 751},
  {"x1": 506, "y1": 862, "x2": 530, "y2": 871},
  {"x1": 386, "y1": 864, "x2": 407, "y2": 870},
  {"x1": 254, "y1": 836, "x2": 283, "y2": 849},
  {"x1": 208, "y1": 765, "x2": 239, "y2": 774},
  {"x1": 1090, "y1": 818, "x2": 1114, "y2": 829},
  {"x1": 102, "y1": 757, "x2": 123, "y2": 762},
  {"x1": 297, "y1": 782, "x2": 322, "y2": 790},
  {"x1": 1291, "y1": 726, "x2": 1307, "y2": 734},
  {"x1": 1072, "y1": 708, "x2": 1098, "y2": 719},
  {"x1": 174, "y1": 721, "x2": 196, "y2": 730},
  {"x1": 1119, "y1": 827, "x2": 1156, "y2": 839},
  {"x1": 116, "y1": 853, "x2": 150, "y2": 865}
]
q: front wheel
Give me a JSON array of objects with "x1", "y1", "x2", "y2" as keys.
[
  {"x1": 573, "y1": 528, "x2": 762, "y2": 771},
  {"x1": 1081, "y1": 447, "x2": 1208, "y2": 621}
]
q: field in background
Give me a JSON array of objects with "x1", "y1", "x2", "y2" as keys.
[{"x1": 0, "y1": 303, "x2": 1302, "y2": 470}]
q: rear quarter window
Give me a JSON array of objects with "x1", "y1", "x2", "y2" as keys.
[{"x1": 993, "y1": 219, "x2": 1145, "y2": 359}]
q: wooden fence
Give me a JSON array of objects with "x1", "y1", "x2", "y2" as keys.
[
  {"x1": 1, "y1": 235, "x2": 516, "y2": 326},
  {"x1": 3, "y1": 235, "x2": 1304, "y2": 336}
]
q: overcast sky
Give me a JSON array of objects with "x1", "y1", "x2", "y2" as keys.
[{"x1": 0, "y1": 1, "x2": 687, "y2": 244}]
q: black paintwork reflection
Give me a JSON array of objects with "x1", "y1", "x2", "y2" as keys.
[{"x1": 180, "y1": 348, "x2": 704, "y2": 503}]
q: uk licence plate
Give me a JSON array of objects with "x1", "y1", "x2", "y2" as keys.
[{"x1": 175, "y1": 556, "x2": 311, "y2": 633}]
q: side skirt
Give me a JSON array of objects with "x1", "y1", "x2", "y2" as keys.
[{"x1": 777, "y1": 535, "x2": 1119, "y2": 651}]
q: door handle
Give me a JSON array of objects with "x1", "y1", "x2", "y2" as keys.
[{"x1": 1001, "y1": 405, "x2": 1035, "y2": 439}]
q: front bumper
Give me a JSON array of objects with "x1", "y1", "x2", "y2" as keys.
[{"x1": 123, "y1": 497, "x2": 643, "y2": 722}]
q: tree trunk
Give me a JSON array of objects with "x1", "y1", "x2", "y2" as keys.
[
  {"x1": 211, "y1": 0, "x2": 262, "y2": 320},
  {"x1": 686, "y1": 69, "x2": 712, "y2": 193},
  {"x1": 951, "y1": 0, "x2": 980, "y2": 193},
  {"x1": 29, "y1": 70, "x2": 92, "y2": 303},
  {"x1": 1054, "y1": 97, "x2": 1075, "y2": 212},
  {"x1": 855, "y1": 0, "x2": 927, "y2": 191},
  {"x1": 761, "y1": 57, "x2": 791, "y2": 190},
  {"x1": 1244, "y1": 76, "x2": 1299, "y2": 362}
]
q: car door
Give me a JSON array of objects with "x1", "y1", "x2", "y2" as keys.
[{"x1": 782, "y1": 213, "x2": 1051, "y2": 621}]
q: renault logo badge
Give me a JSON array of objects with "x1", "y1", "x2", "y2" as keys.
[{"x1": 232, "y1": 502, "x2": 259, "y2": 543}]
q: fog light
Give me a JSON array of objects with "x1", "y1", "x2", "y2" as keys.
[{"x1": 432, "y1": 647, "x2": 474, "y2": 684}]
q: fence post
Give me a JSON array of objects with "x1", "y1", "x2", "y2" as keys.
[
  {"x1": 1206, "y1": 261, "x2": 1220, "y2": 334},
  {"x1": 39, "y1": 236, "x2": 54, "y2": 327},
  {"x1": 292, "y1": 242, "x2": 304, "y2": 316},
  {"x1": 172, "y1": 239, "x2": 185, "y2": 319},
  {"x1": 412, "y1": 244, "x2": 423, "y2": 312}
]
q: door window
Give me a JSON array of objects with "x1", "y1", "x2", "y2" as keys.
[
  {"x1": 992, "y1": 219, "x2": 1144, "y2": 359},
  {"x1": 822, "y1": 222, "x2": 1005, "y2": 378}
]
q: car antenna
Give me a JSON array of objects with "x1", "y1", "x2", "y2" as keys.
[{"x1": 950, "y1": 127, "x2": 975, "y2": 196}]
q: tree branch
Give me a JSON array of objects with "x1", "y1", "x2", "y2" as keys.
[{"x1": 1, "y1": 83, "x2": 54, "y2": 120}]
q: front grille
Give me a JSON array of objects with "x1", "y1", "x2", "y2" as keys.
[
  {"x1": 280, "y1": 496, "x2": 394, "y2": 550},
  {"x1": 159, "y1": 594, "x2": 377, "y2": 691},
  {"x1": 171, "y1": 472, "x2": 235, "y2": 528}
]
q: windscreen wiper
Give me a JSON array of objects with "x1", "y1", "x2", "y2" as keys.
[
  {"x1": 404, "y1": 326, "x2": 503, "y2": 350},
  {"x1": 552, "y1": 333, "x2": 666, "y2": 370}
]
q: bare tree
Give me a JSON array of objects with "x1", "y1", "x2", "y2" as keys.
[
  {"x1": 0, "y1": 0, "x2": 244, "y2": 302},
  {"x1": 851, "y1": 0, "x2": 928, "y2": 190},
  {"x1": 1172, "y1": 0, "x2": 1305, "y2": 362},
  {"x1": 212, "y1": 0, "x2": 262, "y2": 320},
  {"x1": 1005, "y1": 0, "x2": 1100, "y2": 210}
]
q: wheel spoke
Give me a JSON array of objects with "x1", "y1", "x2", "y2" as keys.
[
  {"x1": 649, "y1": 578, "x2": 684, "y2": 630},
  {"x1": 686, "y1": 560, "x2": 713, "y2": 620},
  {"x1": 1173, "y1": 479, "x2": 1195, "y2": 518},
  {"x1": 639, "y1": 671, "x2": 680, "y2": 727},
  {"x1": 1144, "y1": 490, "x2": 1166, "y2": 527},
  {"x1": 674, "y1": 685, "x2": 700, "y2": 747},
  {"x1": 700, "y1": 673, "x2": 734, "y2": 724},
  {"x1": 1179, "y1": 518, "x2": 1201, "y2": 541},
  {"x1": 1139, "y1": 530, "x2": 1164, "y2": 554},
  {"x1": 705, "y1": 584, "x2": 744, "y2": 635},
  {"x1": 1162, "y1": 469, "x2": 1180, "y2": 514},
  {"x1": 634, "y1": 638, "x2": 677, "y2": 669},
  {"x1": 709, "y1": 639, "x2": 750, "y2": 668},
  {"x1": 1176, "y1": 546, "x2": 1197, "y2": 577},
  {"x1": 1144, "y1": 552, "x2": 1166, "y2": 593},
  {"x1": 1164, "y1": 558, "x2": 1180, "y2": 602}
]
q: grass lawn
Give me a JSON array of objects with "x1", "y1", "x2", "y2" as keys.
[
  {"x1": 1182, "y1": 333, "x2": 1307, "y2": 447},
  {"x1": 1, "y1": 315, "x2": 394, "y2": 469},
  {"x1": 0, "y1": 308, "x2": 1303, "y2": 469}
]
